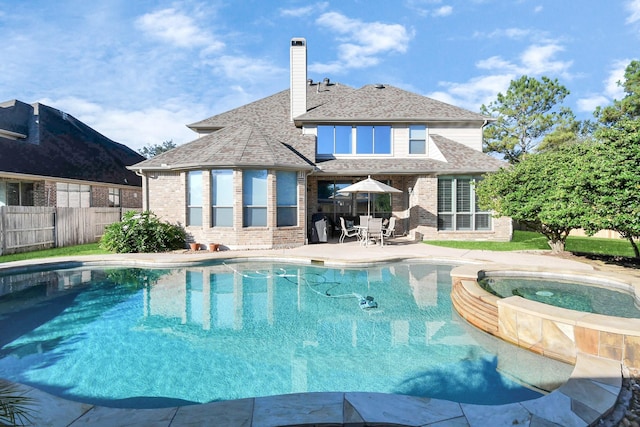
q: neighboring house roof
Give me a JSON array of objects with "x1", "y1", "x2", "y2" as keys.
[
  {"x1": 133, "y1": 121, "x2": 314, "y2": 171},
  {"x1": 295, "y1": 84, "x2": 492, "y2": 123},
  {"x1": 0, "y1": 100, "x2": 144, "y2": 186},
  {"x1": 315, "y1": 134, "x2": 505, "y2": 175}
]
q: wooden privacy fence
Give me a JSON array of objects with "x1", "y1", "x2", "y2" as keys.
[{"x1": 0, "y1": 206, "x2": 138, "y2": 255}]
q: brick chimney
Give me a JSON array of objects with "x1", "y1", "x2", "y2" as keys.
[{"x1": 290, "y1": 37, "x2": 307, "y2": 121}]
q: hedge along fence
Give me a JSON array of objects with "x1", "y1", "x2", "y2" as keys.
[{"x1": 0, "y1": 206, "x2": 140, "y2": 255}]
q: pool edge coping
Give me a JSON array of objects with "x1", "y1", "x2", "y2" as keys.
[{"x1": 0, "y1": 253, "x2": 626, "y2": 426}]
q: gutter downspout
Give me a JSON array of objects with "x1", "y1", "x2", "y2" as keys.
[{"x1": 134, "y1": 169, "x2": 149, "y2": 211}]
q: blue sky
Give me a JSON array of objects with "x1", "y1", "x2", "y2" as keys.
[{"x1": 1, "y1": 0, "x2": 639, "y2": 152}]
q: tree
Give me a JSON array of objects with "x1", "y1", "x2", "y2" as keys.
[
  {"x1": 139, "y1": 140, "x2": 176, "y2": 158},
  {"x1": 480, "y1": 75, "x2": 572, "y2": 163},
  {"x1": 476, "y1": 144, "x2": 594, "y2": 253},
  {"x1": 584, "y1": 60, "x2": 640, "y2": 258}
]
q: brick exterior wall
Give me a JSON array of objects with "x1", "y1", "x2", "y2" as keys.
[
  {"x1": 143, "y1": 169, "x2": 512, "y2": 250},
  {"x1": 145, "y1": 169, "x2": 308, "y2": 250}
]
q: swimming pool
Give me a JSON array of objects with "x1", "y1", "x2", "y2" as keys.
[
  {"x1": 0, "y1": 260, "x2": 572, "y2": 408},
  {"x1": 480, "y1": 275, "x2": 640, "y2": 318}
]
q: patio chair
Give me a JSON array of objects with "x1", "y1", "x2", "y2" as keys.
[
  {"x1": 339, "y1": 217, "x2": 360, "y2": 244},
  {"x1": 382, "y1": 217, "x2": 396, "y2": 239},
  {"x1": 367, "y1": 218, "x2": 383, "y2": 246}
]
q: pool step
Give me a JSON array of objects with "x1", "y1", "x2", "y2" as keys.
[{"x1": 451, "y1": 279, "x2": 499, "y2": 335}]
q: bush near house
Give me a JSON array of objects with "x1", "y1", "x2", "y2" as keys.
[{"x1": 100, "y1": 211, "x2": 186, "y2": 253}]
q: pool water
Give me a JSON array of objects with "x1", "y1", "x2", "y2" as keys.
[
  {"x1": 480, "y1": 276, "x2": 640, "y2": 318},
  {"x1": 0, "y1": 261, "x2": 572, "y2": 408}
]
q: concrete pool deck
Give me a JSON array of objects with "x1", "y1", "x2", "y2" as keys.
[{"x1": 0, "y1": 239, "x2": 627, "y2": 426}]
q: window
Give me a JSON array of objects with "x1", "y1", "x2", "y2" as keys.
[
  {"x1": 409, "y1": 125, "x2": 426, "y2": 154},
  {"x1": 57, "y1": 183, "x2": 89, "y2": 207},
  {"x1": 276, "y1": 171, "x2": 297, "y2": 226},
  {"x1": 211, "y1": 170, "x2": 233, "y2": 227},
  {"x1": 317, "y1": 125, "x2": 391, "y2": 156},
  {"x1": 108, "y1": 187, "x2": 120, "y2": 207},
  {"x1": 3, "y1": 182, "x2": 34, "y2": 206},
  {"x1": 187, "y1": 171, "x2": 203, "y2": 226},
  {"x1": 243, "y1": 169, "x2": 267, "y2": 227},
  {"x1": 317, "y1": 125, "x2": 352, "y2": 155},
  {"x1": 356, "y1": 126, "x2": 391, "y2": 154},
  {"x1": 437, "y1": 177, "x2": 491, "y2": 231}
]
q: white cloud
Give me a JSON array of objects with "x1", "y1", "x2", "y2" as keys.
[
  {"x1": 428, "y1": 42, "x2": 573, "y2": 112},
  {"x1": 576, "y1": 59, "x2": 630, "y2": 113},
  {"x1": 476, "y1": 27, "x2": 533, "y2": 40},
  {"x1": 39, "y1": 96, "x2": 206, "y2": 151},
  {"x1": 135, "y1": 7, "x2": 224, "y2": 50},
  {"x1": 519, "y1": 44, "x2": 573, "y2": 78},
  {"x1": 576, "y1": 95, "x2": 609, "y2": 113},
  {"x1": 205, "y1": 55, "x2": 285, "y2": 83},
  {"x1": 432, "y1": 6, "x2": 453, "y2": 17},
  {"x1": 626, "y1": 0, "x2": 640, "y2": 24},
  {"x1": 311, "y1": 12, "x2": 414, "y2": 73},
  {"x1": 280, "y1": 2, "x2": 328, "y2": 17},
  {"x1": 428, "y1": 74, "x2": 516, "y2": 111},
  {"x1": 534, "y1": 5, "x2": 543, "y2": 13}
]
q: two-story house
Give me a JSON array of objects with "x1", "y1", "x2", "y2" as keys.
[
  {"x1": 0, "y1": 100, "x2": 144, "y2": 208},
  {"x1": 129, "y1": 38, "x2": 510, "y2": 249}
]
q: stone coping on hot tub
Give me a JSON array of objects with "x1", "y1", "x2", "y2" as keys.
[{"x1": 450, "y1": 264, "x2": 640, "y2": 369}]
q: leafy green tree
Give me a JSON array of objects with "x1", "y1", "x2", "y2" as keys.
[
  {"x1": 480, "y1": 75, "x2": 572, "y2": 163},
  {"x1": 583, "y1": 118, "x2": 640, "y2": 258},
  {"x1": 139, "y1": 140, "x2": 176, "y2": 159},
  {"x1": 538, "y1": 117, "x2": 595, "y2": 152},
  {"x1": 596, "y1": 60, "x2": 640, "y2": 124},
  {"x1": 476, "y1": 144, "x2": 594, "y2": 253},
  {"x1": 584, "y1": 60, "x2": 640, "y2": 258}
]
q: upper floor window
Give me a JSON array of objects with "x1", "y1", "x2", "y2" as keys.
[
  {"x1": 57, "y1": 183, "x2": 89, "y2": 207},
  {"x1": 317, "y1": 125, "x2": 391, "y2": 156},
  {"x1": 356, "y1": 126, "x2": 391, "y2": 154},
  {"x1": 317, "y1": 125, "x2": 351, "y2": 155},
  {"x1": 409, "y1": 125, "x2": 427, "y2": 155},
  {"x1": 243, "y1": 169, "x2": 267, "y2": 227},
  {"x1": 187, "y1": 171, "x2": 202, "y2": 226},
  {"x1": 437, "y1": 177, "x2": 491, "y2": 231},
  {"x1": 276, "y1": 171, "x2": 297, "y2": 227},
  {"x1": 211, "y1": 169, "x2": 233, "y2": 227}
]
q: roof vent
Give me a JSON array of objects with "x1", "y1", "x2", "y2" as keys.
[
  {"x1": 307, "y1": 78, "x2": 314, "y2": 85},
  {"x1": 375, "y1": 83, "x2": 385, "y2": 89},
  {"x1": 323, "y1": 77, "x2": 331, "y2": 85}
]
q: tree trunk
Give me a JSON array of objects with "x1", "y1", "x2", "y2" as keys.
[
  {"x1": 547, "y1": 239, "x2": 565, "y2": 254},
  {"x1": 628, "y1": 236, "x2": 640, "y2": 258}
]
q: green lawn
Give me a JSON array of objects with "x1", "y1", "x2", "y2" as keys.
[
  {"x1": 424, "y1": 230, "x2": 638, "y2": 258},
  {"x1": 0, "y1": 243, "x2": 110, "y2": 264},
  {"x1": 0, "y1": 230, "x2": 636, "y2": 264}
]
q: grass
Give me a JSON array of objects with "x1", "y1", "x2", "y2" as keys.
[
  {"x1": 0, "y1": 230, "x2": 637, "y2": 264},
  {"x1": 425, "y1": 230, "x2": 638, "y2": 259},
  {"x1": 0, "y1": 243, "x2": 110, "y2": 264}
]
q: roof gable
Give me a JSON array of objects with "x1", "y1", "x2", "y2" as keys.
[{"x1": 132, "y1": 121, "x2": 314, "y2": 170}]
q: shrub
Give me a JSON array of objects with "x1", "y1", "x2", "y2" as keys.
[{"x1": 100, "y1": 211, "x2": 186, "y2": 253}]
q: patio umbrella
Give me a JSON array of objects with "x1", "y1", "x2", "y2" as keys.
[{"x1": 337, "y1": 175, "x2": 402, "y2": 217}]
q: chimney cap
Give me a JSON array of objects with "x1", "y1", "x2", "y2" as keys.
[{"x1": 291, "y1": 38, "x2": 306, "y2": 46}]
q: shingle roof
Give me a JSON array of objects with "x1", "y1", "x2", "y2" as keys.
[
  {"x1": 295, "y1": 84, "x2": 491, "y2": 123},
  {"x1": 314, "y1": 134, "x2": 505, "y2": 175},
  {"x1": 0, "y1": 101, "x2": 144, "y2": 186},
  {"x1": 130, "y1": 81, "x2": 500, "y2": 176},
  {"x1": 133, "y1": 121, "x2": 314, "y2": 170}
]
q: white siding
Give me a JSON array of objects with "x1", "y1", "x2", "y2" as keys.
[
  {"x1": 428, "y1": 125, "x2": 483, "y2": 151},
  {"x1": 290, "y1": 38, "x2": 307, "y2": 121}
]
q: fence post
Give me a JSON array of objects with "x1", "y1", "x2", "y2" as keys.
[{"x1": 0, "y1": 206, "x2": 4, "y2": 256}]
